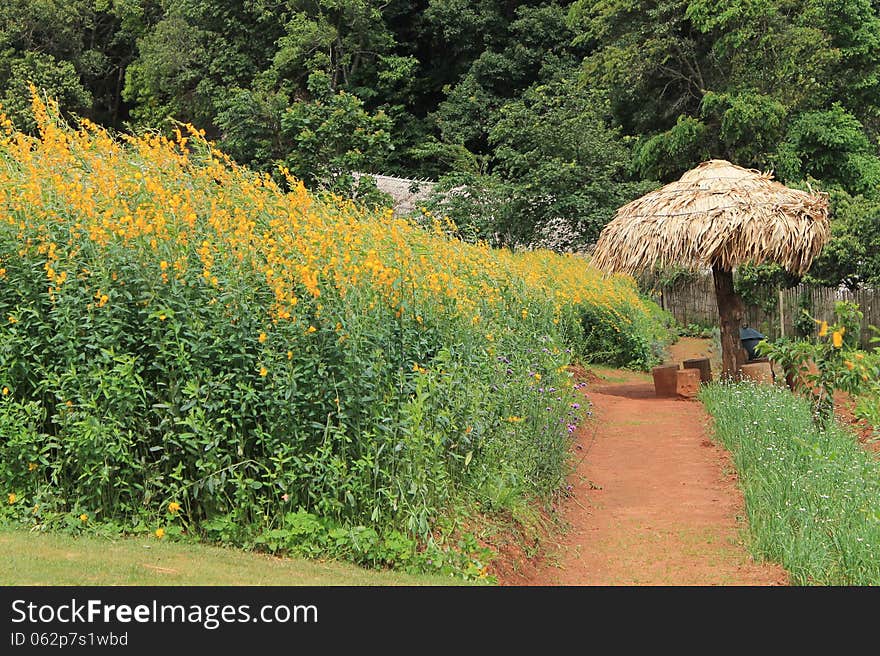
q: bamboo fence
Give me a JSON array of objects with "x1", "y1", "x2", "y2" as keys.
[{"x1": 657, "y1": 276, "x2": 880, "y2": 348}]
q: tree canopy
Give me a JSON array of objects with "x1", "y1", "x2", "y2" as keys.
[{"x1": 1, "y1": 0, "x2": 879, "y2": 286}]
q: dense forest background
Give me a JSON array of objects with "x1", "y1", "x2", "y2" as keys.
[{"x1": 3, "y1": 0, "x2": 880, "y2": 288}]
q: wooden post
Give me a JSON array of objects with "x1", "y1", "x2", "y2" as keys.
[
  {"x1": 712, "y1": 265, "x2": 747, "y2": 380},
  {"x1": 778, "y1": 287, "x2": 784, "y2": 338}
]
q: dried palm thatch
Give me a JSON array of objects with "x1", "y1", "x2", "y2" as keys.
[
  {"x1": 592, "y1": 159, "x2": 830, "y2": 379},
  {"x1": 592, "y1": 159, "x2": 830, "y2": 277}
]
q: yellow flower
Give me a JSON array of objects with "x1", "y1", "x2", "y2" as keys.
[
  {"x1": 855, "y1": 353, "x2": 864, "y2": 360},
  {"x1": 1, "y1": 387, "x2": 8, "y2": 396},
  {"x1": 155, "y1": 527, "x2": 165, "y2": 539},
  {"x1": 7, "y1": 314, "x2": 16, "y2": 324},
  {"x1": 818, "y1": 321, "x2": 828, "y2": 337},
  {"x1": 533, "y1": 373, "x2": 541, "y2": 381},
  {"x1": 306, "y1": 325, "x2": 317, "y2": 334},
  {"x1": 159, "y1": 260, "x2": 169, "y2": 271},
  {"x1": 832, "y1": 331, "x2": 843, "y2": 348},
  {"x1": 258, "y1": 332, "x2": 267, "y2": 343},
  {"x1": 845, "y1": 360, "x2": 855, "y2": 370},
  {"x1": 168, "y1": 501, "x2": 181, "y2": 514},
  {"x1": 521, "y1": 309, "x2": 528, "y2": 319},
  {"x1": 259, "y1": 366, "x2": 268, "y2": 377},
  {"x1": 27, "y1": 462, "x2": 37, "y2": 471},
  {"x1": 79, "y1": 513, "x2": 88, "y2": 522},
  {"x1": 287, "y1": 350, "x2": 293, "y2": 360},
  {"x1": 7, "y1": 492, "x2": 16, "y2": 504},
  {"x1": 506, "y1": 416, "x2": 523, "y2": 423},
  {"x1": 158, "y1": 314, "x2": 166, "y2": 321}
]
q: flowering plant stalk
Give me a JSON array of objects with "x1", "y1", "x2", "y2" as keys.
[{"x1": 757, "y1": 301, "x2": 871, "y2": 428}]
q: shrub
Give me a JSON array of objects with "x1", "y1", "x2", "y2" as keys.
[{"x1": 756, "y1": 301, "x2": 870, "y2": 427}]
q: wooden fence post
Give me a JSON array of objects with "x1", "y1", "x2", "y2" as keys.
[{"x1": 778, "y1": 288, "x2": 784, "y2": 338}]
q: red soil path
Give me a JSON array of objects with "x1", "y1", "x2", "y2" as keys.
[{"x1": 498, "y1": 338, "x2": 788, "y2": 586}]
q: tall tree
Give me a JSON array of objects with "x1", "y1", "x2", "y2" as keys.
[
  {"x1": 569, "y1": 0, "x2": 880, "y2": 187},
  {"x1": 488, "y1": 77, "x2": 652, "y2": 247},
  {"x1": 0, "y1": 0, "x2": 153, "y2": 129}
]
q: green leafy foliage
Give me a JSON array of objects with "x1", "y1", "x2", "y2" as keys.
[
  {"x1": 422, "y1": 76, "x2": 653, "y2": 248},
  {"x1": 279, "y1": 72, "x2": 395, "y2": 197},
  {"x1": 1, "y1": 52, "x2": 92, "y2": 131},
  {"x1": 734, "y1": 263, "x2": 799, "y2": 314},
  {"x1": 488, "y1": 79, "x2": 652, "y2": 247},
  {"x1": 774, "y1": 105, "x2": 880, "y2": 196},
  {"x1": 755, "y1": 301, "x2": 868, "y2": 426},
  {"x1": 805, "y1": 190, "x2": 880, "y2": 289},
  {"x1": 635, "y1": 116, "x2": 712, "y2": 180},
  {"x1": 700, "y1": 91, "x2": 787, "y2": 169}
]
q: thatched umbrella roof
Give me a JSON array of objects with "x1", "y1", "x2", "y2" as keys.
[
  {"x1": 592, "y1": 159, "x2": 830, "y2": 380},
  {"x1": 592, "y1": 159, "x2": 830, "y2": 277}
]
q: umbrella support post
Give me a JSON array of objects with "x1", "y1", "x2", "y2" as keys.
[{"x1": 712, "y1": 265, "x2": 747, "y2": 380}]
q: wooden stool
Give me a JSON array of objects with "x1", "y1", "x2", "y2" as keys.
[
  {"x1": 739, "y1": 361, "x2": 773, "y2": 384},
  {"x1": 682, "y1": 357, "x2": 712, "y2": 383},
  {"x1": 652, "y1": 364, "x2": 679, "y2": 397},
  {"x1": 676, "y1": 368, "x2": 701, "y2": 398}
]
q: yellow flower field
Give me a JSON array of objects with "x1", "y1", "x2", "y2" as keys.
[{"x1": 0, "y1": 92, "x2": 671, "y2": 575}]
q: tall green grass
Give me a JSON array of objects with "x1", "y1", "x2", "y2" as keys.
[{"x1": 701, "y1": 381, "x2": 880, "y2": 585}]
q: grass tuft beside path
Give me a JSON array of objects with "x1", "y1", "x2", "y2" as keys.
[{"x1": 701, "y1": 381, "x2": 880, "y2": 585}]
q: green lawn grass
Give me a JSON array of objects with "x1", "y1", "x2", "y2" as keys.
[{"x1": 0, "y1": 528, "x2": 474, "y2": 586}]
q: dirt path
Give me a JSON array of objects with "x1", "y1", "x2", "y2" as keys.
[{"x1": 500, "y1": 339, "x2": 788, "y2": 586}]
